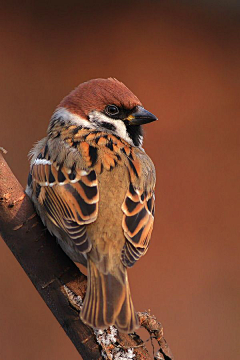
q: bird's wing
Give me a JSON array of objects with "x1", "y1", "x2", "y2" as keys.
[
  {"x1": 121, "y1": 183, "x2": 155, "y2": 267},
  {"x1": 29, "y1": 149, "x2": 99, "y2": 253}
]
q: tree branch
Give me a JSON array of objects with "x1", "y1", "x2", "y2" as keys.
[{"x1": 0, "y1": 151, "x2": 173, "y2": 360}]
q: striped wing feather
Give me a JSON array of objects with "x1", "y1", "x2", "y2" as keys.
[
  {"x1": 30, "y1": 157, "x2": 99, "y2": 253},
  {"x1": 121, "y1": 183, "x2": 155, "y2": 267}
]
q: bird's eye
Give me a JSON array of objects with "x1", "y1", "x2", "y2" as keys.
[{"x1": 105, "y1": 105, "x2": 119, "y2": 116}]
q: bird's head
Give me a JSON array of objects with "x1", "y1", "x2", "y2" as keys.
[{"x1": 50, "y1": 78, "x2": 157, "y2": 147}]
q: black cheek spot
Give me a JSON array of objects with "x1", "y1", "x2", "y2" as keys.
[{"x1": 100, "y1": 122, "x2": 116, "y2": 131}]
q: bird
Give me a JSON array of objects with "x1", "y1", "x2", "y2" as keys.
[{"x1": 26, "y1": 78, "x2": 157, "y2": 333}]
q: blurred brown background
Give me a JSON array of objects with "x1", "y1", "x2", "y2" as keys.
[{"x1": 0, "y1": 1, "x2": 240, "y2": 359}]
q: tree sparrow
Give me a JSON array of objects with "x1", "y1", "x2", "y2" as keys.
[{"x1": 26, "y1": 78, "x2": 157, "y2": 333}]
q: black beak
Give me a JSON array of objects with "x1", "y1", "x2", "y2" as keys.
[{"x1": 128, "y1": 106, "x2": 158, "y2": 125}]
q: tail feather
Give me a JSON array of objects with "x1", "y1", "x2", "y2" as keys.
[
  {"x1": 80, "y1": 258, "x2": 139, "y2": 333},
  {"x1": 114, "y1": 275, "x2": 138, "y2": 332}
]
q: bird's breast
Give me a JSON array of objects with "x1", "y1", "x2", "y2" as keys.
[{"x1": 86, "y1": 163, "x2": 129, "y2": 257}]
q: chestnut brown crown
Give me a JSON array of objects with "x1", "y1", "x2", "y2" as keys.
[{"x1": 59, "y1": 78, "x2": 142, "y2": 119}]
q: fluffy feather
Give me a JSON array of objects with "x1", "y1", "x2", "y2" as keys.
[{"x1": 26, "y1": 78, "x2": 156, "y2": 333}]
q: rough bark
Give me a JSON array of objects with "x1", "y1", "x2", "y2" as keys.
[{"x1": 0, "y1": 150, "x2": 173, "y2": 360}]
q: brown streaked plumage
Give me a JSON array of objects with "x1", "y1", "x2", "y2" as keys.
[{"x1": 26, "y1": 78, "x2": 157, "y2": 333}]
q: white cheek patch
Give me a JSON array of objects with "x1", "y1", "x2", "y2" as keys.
[
  {"x1": 89, "y1": 111, "x2": 134, "y2": 145},
  {"x1": 52, "y1": 107, "x2": 95, "y2": 129},
  {"x1": 51, "y1": 108, "x2": 135, "y2": 146}
]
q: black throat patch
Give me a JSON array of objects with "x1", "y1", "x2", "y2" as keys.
[{"x1": 124, "y1": 122, "x2": 143, "y2": 147}]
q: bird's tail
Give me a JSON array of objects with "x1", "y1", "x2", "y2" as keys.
[{"x1": 80, "y1": 258, "x2": 139, "y2": 333}]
